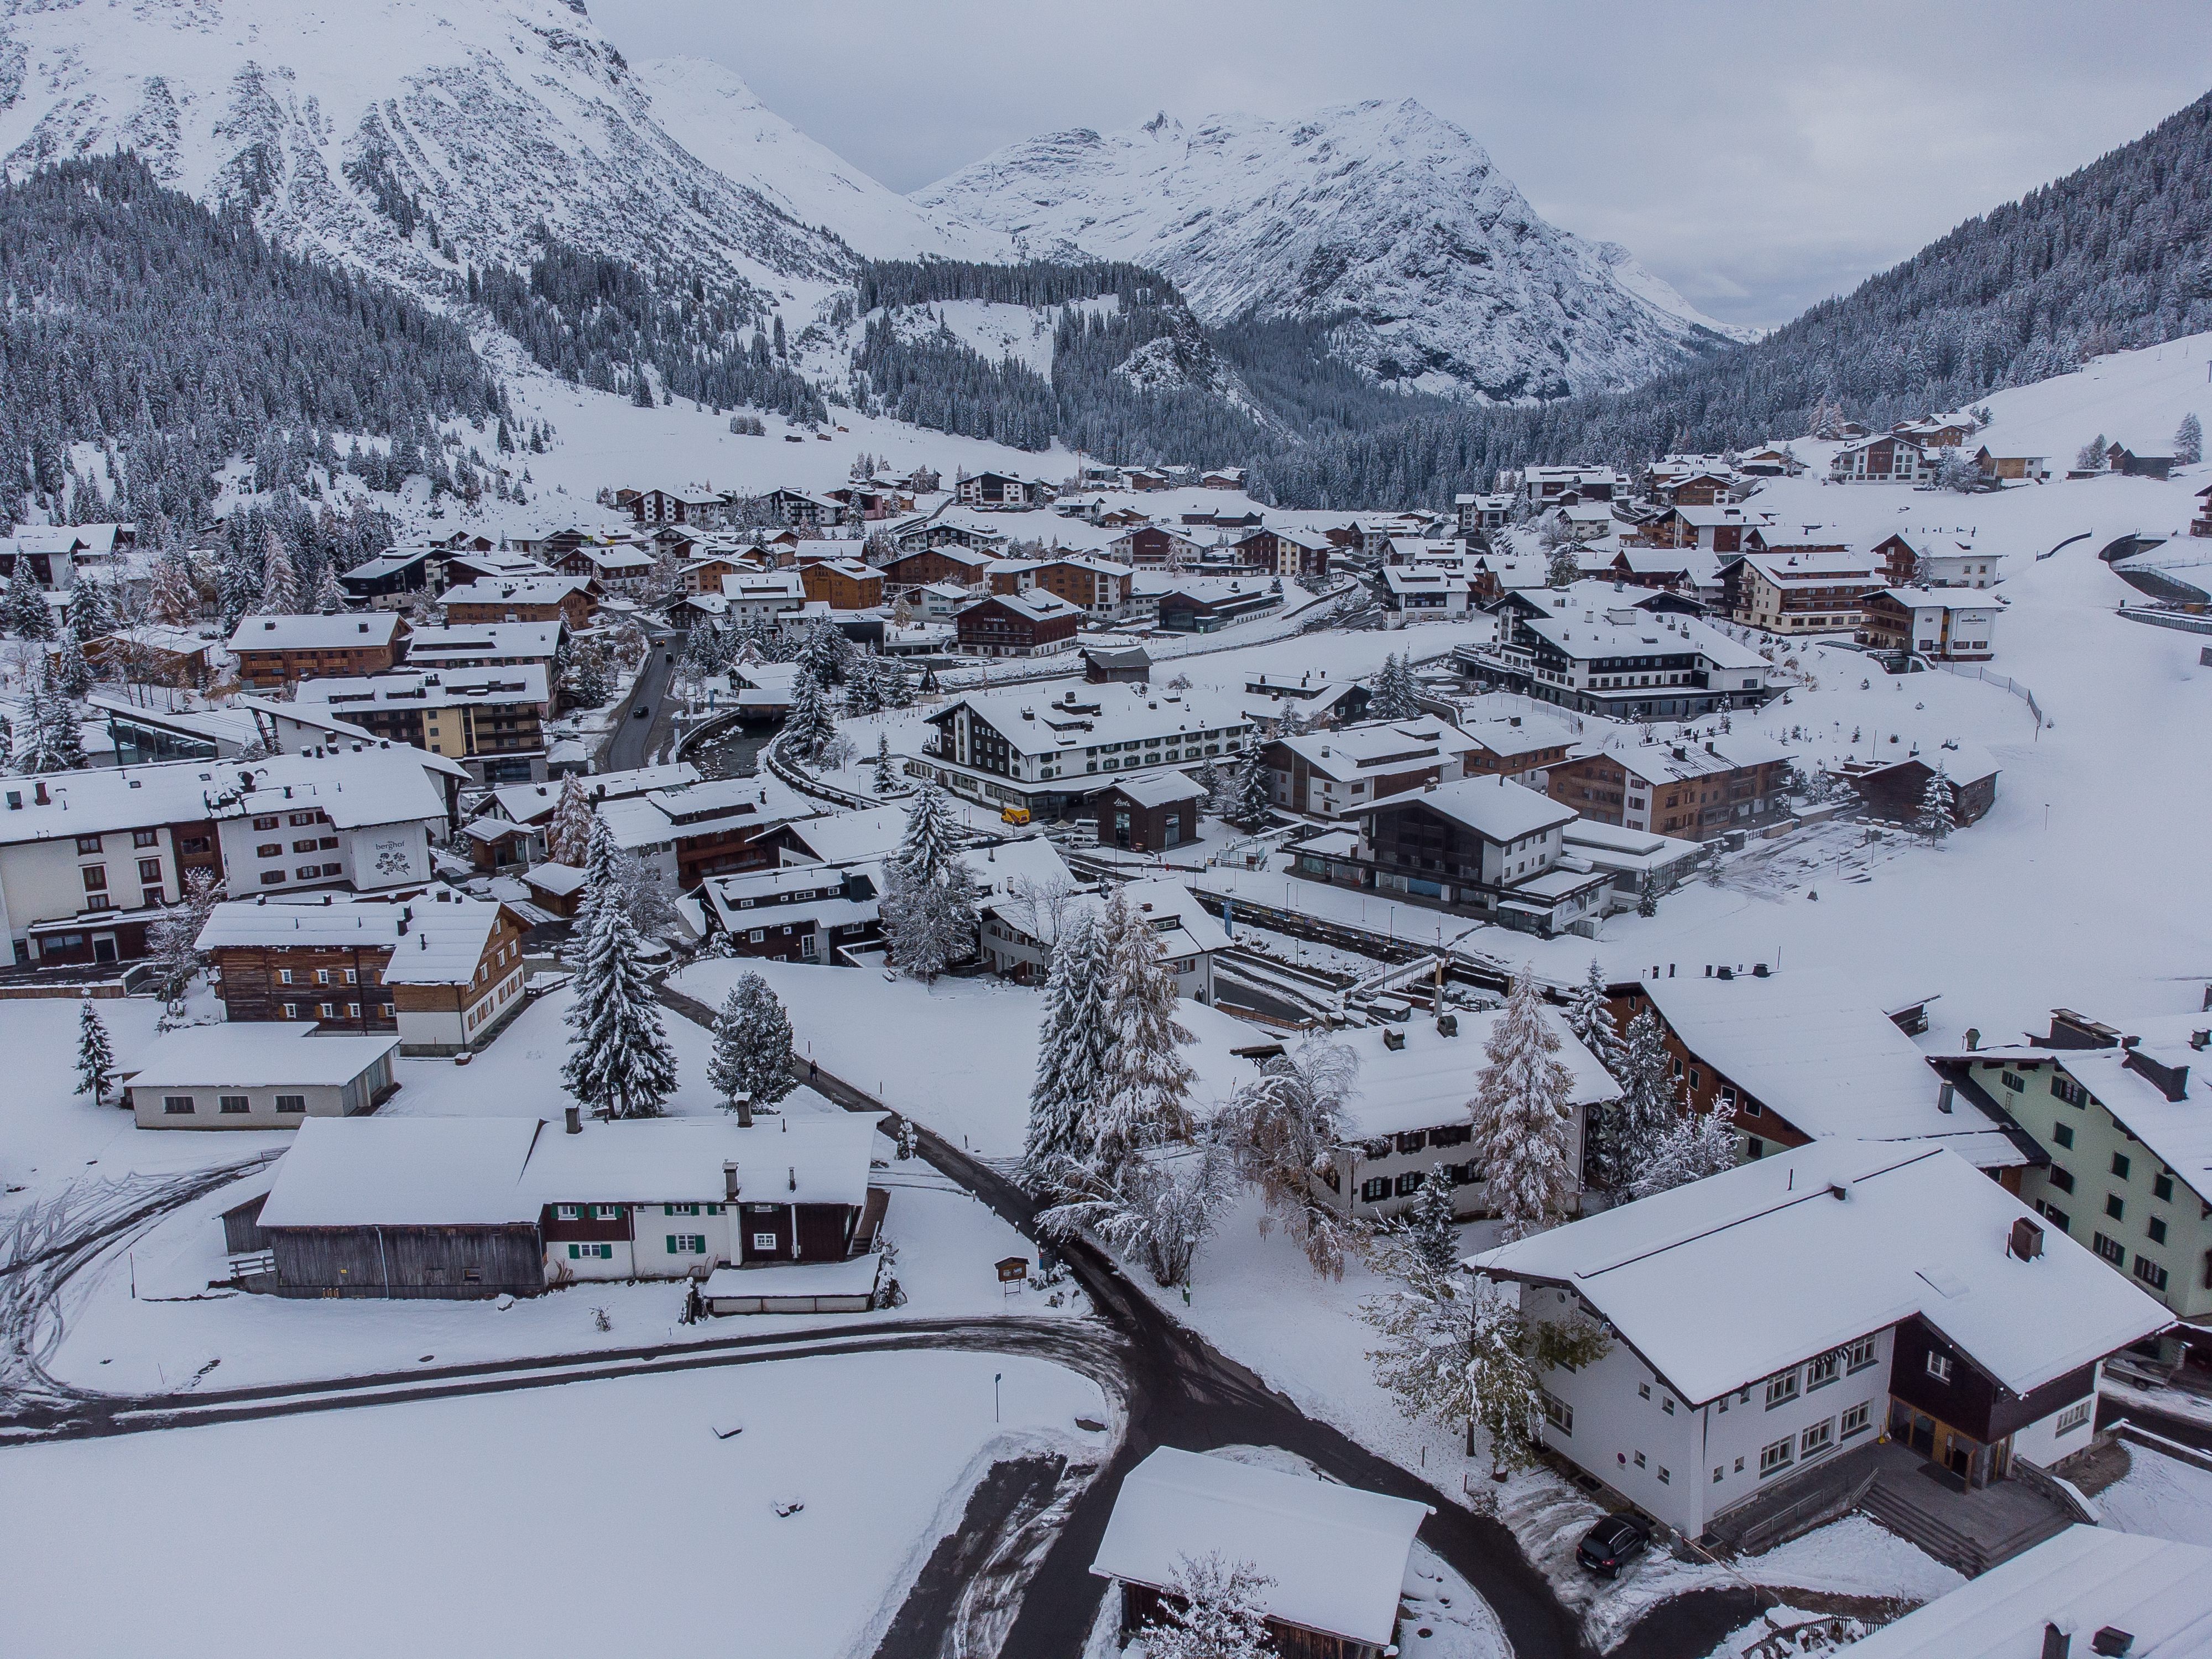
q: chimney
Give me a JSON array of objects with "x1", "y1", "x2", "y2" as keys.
[
  {"x1": 564, "y1": 1105, "x2": 581, "y2": 1134},
  {"x1": 2123, "y1": 1048, "x2": 2190, "y2": 1104},
  {"x1": 33, "y1": 779, "x2": 48, "y2": 806},
  {"x1": 2090, "y1": 1630, "x2": 2135, "y2": 1657},
  {"x1": 2010, "y1": 1217, "x2": 2045, "y2": 1260},
  {"x1": 723, "y1": 1160, "x2": 740, "y2": 1201}
]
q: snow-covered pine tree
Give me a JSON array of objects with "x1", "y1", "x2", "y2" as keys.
[
  {"x1": 1468, "y1": 976, "x2": 1577, "y2": 1242},
  {"x1": 52, "y1": 629, "x2": 93, "y2": 698},
  {"x1": 561, "y1": 818, "x2": 679, "y2": 1119},
  {"x1": 2075, "y1": 433, "x2": 2110, "y2": 472},
  {"x1": 149, "y1": 549, "x2": 199, "y2": 627},
  {"x1": 1368, "y1": 652, "x2": 1420, "y2": 721},
  {"x1": 781, "y1": 671, "x2": 836, "y2": 763},
  {"x1": 1139, "y1": 1555, "x2": 1276, "y2": 1659},
  {"x1": 1917, "y1": 764, "x2": 1956, "y2": 846},
  {"x1": 561, "y1": 639, "x2": 612, "y2": 707},
  {"x1": 1405, "y1": 1164, "x2": 1459, "y2": 1277},
  {"x1": 145, "y1": 868, "x2": 219, "y2": 1014},
  {"x1": 879, "y1": 782, "x2": 979, "y2": 982},
  {"x1": 1193, "y1": 757, "x2": 1223, "y2": 813},
  {"x1": 311, "y1": 560, "x2": 347, "y2": 613},
  {"x1": 842, "y1": 650, "x2": 884, "y2": 717},
  {"x1": 1021, "y1": 908, "x2": 1116, "y2": 1192},
  {"x1": 1615, "y1": 1007, "x2": 1682, "y2": 1189},
  {"x1": 1091, "y1": 885, "x2": 1198, "y2": 1170},
  {"x1": 1465, "y1": 1277, "x2": 1546, "y2": 1478},
  {"x1": 1564, "y1": 959, "x2": 1626, "y2": 1080},
  {"x1": 894, "y1": 781, "x2": 961, "y2": 884},
  {"x1": 259, "y1": 529, "x2": 301, "y2": 614},
  {"x1": 65, "y1": 577, "x2": 112, "y2": 643},
  {"x1": 545, "y1": 774, "x2": 597, "y2": 867},
  {"x1": 2177, "y1": 412, "x2": 2204, "y2": 467},
  {"x1": 1547, "y1": 542, "x2": 1582, "y2": 587},
  {"x1": 75, "y1": 1000, "x2": 117, "y2": 1103},
  {"x1": 1631, "y1": 1101, "x2": 1741, "y2": 1199},
  {"x1": 871, "y1": 733, "x2": 898, "y2": 794},
  {"x1": 706, "y1": 972, "x2": 796, "y2": 1126},
  {"x1": 17, "y1": 663, "x2": 84, "y2": 772},
  {"x1": 2, "y1": 559, "x2": 54, "y2": 639},
  {"x1": 1360, "y1": 1222, "x2": 1475, "y2": 1431},
  {"x1": 793, "y1": 618, "x2": 846, "y2": 687},
  {"x1": 1228, "y1": 757, "x2": 1274, "y2": 830}
]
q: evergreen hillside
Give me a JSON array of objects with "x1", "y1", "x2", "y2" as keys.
[
  {"x1": 0, "y1": 154, "x2": 505, "y2": 538},
  {"x1": 1250, "y1": 88, "x2": 2212, "y2": 507}
]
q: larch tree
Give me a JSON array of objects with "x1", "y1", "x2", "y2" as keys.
[
  {"x1": 1020, "y1": 907, "x2": 1115, "y2": 1193},
  {"x1": 562, "y1": 817, "x2": 679, "y2": 1119},
  {"x1": 259, "y1": 529, "x2": 301, "y2": 615},
  {"x1": 706, "y1": 972, "x2": 796, "y2": 1127},
  {"x1": 149, "y1": 550, "x2": 199, "y2": 627},
  {"x1": 146, "y1": 868, "x2": 220, "y2": 1017},
  {"x1": 1091, "y1": 885, "x2": 1197, "y2": 1172},
  {"x1": 75, "y1": 1001, "x2": 118, "y2": 1103},
  {"x1": 1221, "y1": 1032, "x2": 1361, "y2": 1276},
  {"x1": 545, "y1": 774, "x2": 597, "y2": 867},
  {"x1": 311, "y1": 560, "x2": 347, "y2": 613},
  {"x1": 1468, "y1": 977, "x2": 1577, "y2": 1243}
]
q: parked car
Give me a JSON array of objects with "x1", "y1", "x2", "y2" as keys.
[
  {"x1": 634, "y1": 703, "x2": 651, "y2": 719},
  {"x1": 1575, "y1": 1514, "x2": 1650, "y2": 1578}
]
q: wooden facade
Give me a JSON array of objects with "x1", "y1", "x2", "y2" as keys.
[
  {"x1": 254, "y1": 1217, "x2": 546, "y2": 1300},
  {"x1": 1085, "y1": 780, "x2": 1200, "y2": 853}
]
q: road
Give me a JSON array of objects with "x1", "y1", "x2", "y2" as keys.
[{"x1": 601, "y1": 628, "x2": 682, "y2": 771}]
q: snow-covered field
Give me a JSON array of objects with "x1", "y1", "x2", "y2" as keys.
[
  {"x1": 1, "y1": 1349, "x2": 1109, "y2": 1659},
  {"x1": 2097, "y1": 1443, "x2": 2212, "y2": 1549}
]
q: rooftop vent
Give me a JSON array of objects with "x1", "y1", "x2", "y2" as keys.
[{"x1": 2010, "y1": 1217, "x2": 2044, "y2": 1260}]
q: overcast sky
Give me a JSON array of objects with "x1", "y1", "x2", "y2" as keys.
[{"x1": 600, "y1": 2, "x2": 2212, "y2": 328}]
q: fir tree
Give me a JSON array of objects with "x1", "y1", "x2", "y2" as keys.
[
  {"x1": 146, "y1": 868, "x2": 219, "y2": 1013},
  {"x1": 894, "y1": 781, "x2": 962, "y2": 884},
  {"x1": 1404, "y1": 1164, "x2": 1460, "y2": 1277},
  {"x1": 75, "y1": 1000, "x2": 117, "y2": 1103},
  {"x1": 1464, "y1": 1277, "x2": 1547, "y2": 1479},
  {"x1": 870, "y1": 733, "x2": 898, "y2": 794},
  {"x1": 1021, "y1": 909, "x2": 1117, "y2": 1191},
  {"x1": 1564, "y1": 959, "x2": 1627, "y2": 1080},
  {"x1": 1367, "y1": 652, "x2": 1420, "y2": 721},
  {"x1": 1468, "y1": 977, "x2": 1577, "y2": 1243},
  {"x1": 561, "y1": 639, "x2": 613, "y2": 708},
  {"x1": 2, "y1": 560, "x2": 54, "y2": 638},
  {"x1": 781, "y1": 672, "x2": 836, "y2": 763},
  {"x1": 16, "y1": 662, "x2": 84, "y2": 772},
  {"x1": 65, "y1": 578, "x2": 112, "y2": 643},
  {"x1": 311, "y1": 561, "x2": 347, "y2": 613},
  {"x1": 562, "y1": 818, "x2": 679, "y2": 1119},
  {"x1": 545, "y1": 774, "x2": 597, "y2": 867},
  {"x1": 2177, "y1": 412, "x2": 2204, "y2": 466},
  {"x1": 259, "y1": 529, "x2": 301, "y2": 614},
  {"x1": 879, "y1": 784, "x2": 978, "y2": 982},
  {"x1": 1917, "y1": 765, "x2": 1957, "y2": 845},
  {"x1": 1614, "y1": 1008, "x2": 1682, "y2": 1191},
  {"x1": 149, "y1": 550, "x2": 199, "y2": 627},
  {"x1": 794, "y1": 618, "x2": 846, "y2": 687},
  {"x1": 1228, "y1": 758, "x2": 1274, "y2": 831},
  {"x1": 1139, "y1": 1555, "x2": 1276, "y2": 1659},
  {"x1": 706, "y1": 972, "x2": 796, "y2": 1126},
  {"x1": 1631, "y1": 1102, "x2": 1741, "y2": 1199},
  {"x1": 52, "y1": 630, "x2": 93, "y2": 698},
  {"x1": 1091, "y1": 885, "x2": 1198, "y2": 1171},
  {"x1": 2075, "y1": 432, "x2": 2110, "y2": 471},
  {"x1": 842, "y1": 650, "x2": 884, "y2": 716}
]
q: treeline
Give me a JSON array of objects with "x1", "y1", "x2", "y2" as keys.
[
  {"x1": 474, "y1": 238, "x2": 827, "y2": 424},
  {"x1": 0, "y1": 153, "x2": 505, "y2": 539},
  {"x1": 1251, "y1": 88, "x2": 2212, "y2": 506},
  {"x1": 855, "y1": 258, "x2": 1164, "y2": 312}
]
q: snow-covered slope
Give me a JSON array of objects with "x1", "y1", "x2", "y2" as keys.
[
  {"x1": 916, "y1": 100, "x2": 1748, "y2": 400},
  {"x1": 0, "y1": 0, "x2": 851, "y2": 301},
  {"x1": 634, "y1": 55, "x2": 1009, "y2": 263}
]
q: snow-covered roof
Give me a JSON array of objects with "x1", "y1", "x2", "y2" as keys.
[
  {"x1": 1359, "y1": 774, "x2": 1578, "y2": 842},
  {"x1": 227, "y1": 612, "x2": 404, "y2": 651},
  {"x1": 595, "y1": 775, "x2": 823, "y2": 851},
  {"x1": 295, "y1": 665, "x2": 550, "y2": 711},
  {"x1": 258, "y1": 1116, "x2": 546, "y2": 1228},
  {"x1": 1559, "y1": 820, "x2": 1703, "y2": 874},
  {"x1": 1845, "y1": 1526, "x2": 2212, "y2": 1659},
  {"x1": 1729, "y1": 550, "x2": 1884, "y2": 586},
  {"x1": 1571, "y1": 729, "x2": 1794, "y2": 785},
  {"x1": 936, "y1": 682, "x2": 1254, "y2": 760},
  {"x1": 122, "y1": 1024, "x2": 400, "y2": 1089},
  {"x1": 441, "y1": 576, "x2": 592, "y2": 607},
  {"x1": 0, "y1": 744, "x2": 451, "y2": 846},
  {"x1": 1457, "y1": 711, "x2": 1579, "y2": 760},
  {"x1": 779, "y1": 805, "x2": 917, "y2": 864},
  {"x1": 401, "y1": 622, "x2": 563, "y2": 663},
  {"x1": 1640, "y1": 968, "x2": 2013, "y2": 1157},
  {"x1": 1094, "y1": 770, "x2": 1206, "y2": 808},
  {"x1": 524, "y1": 1114, "x2": 881, "y2": 1207},
  {"x1": 2050, "y1": 1039, "x2": 2211, "y2": 1198},
  {"x1": 1334, "y1": 1009, "x2": 1618, "y2": 1140},
  {"x1": 1515, "y1": 605, "x2": 1769, "y2": 672},
  {"x1": 1471, "y1": 1140, "x2": 2172, "y2": 1406},
  {"x1": 720, "y1": 570, "x2": 807, "y2": 601},
  {"x1": 1272, "y1": 720, "x2": 1477, "y2": 782},
  {"x1": 1847, "y1": 740, "x2": 2000, "y2": 787},
  {"x1": 196, "y1": 893, "x2": 513, "y2": 983},
  {"x1": 1089, "y1": 1448, "x2": 1428, "y2": 1647},
  {"x1": 489, "y1": 763, "x2": 700, "y2": 825},
  {"x1": 962, "y1": 588, "x2": 1082, "y2": 623}
]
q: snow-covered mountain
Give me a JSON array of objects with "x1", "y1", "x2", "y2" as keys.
[
  {"x1": 0, "y1": 0, "x2": 855, "y2": 304},
  {"x1": 917, "y1": 100, "x2": 1751, "y2": 400}
]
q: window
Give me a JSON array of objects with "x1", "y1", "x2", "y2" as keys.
[
  {"x1": 2150, "y1": 1218, "x2": 2169, "y2": 1245},
  {"x1": 1394, "y1": 1172, "x2": 1423, "y2": 1197},
  {"x1": 1632, "y1": 1451, "x2": 1645, "y2": 1469},
  {"x1": 1765, "y1": 1370, "x2": 1800, "y2": 1408},
  {"x1": 2056, "y1": 1401, "x2": 2093, "y2": 1435},
  {"x1": 1840, "y1": 1401, "x2": 1873, "y2": 1439},
  {"x1": 2107, "y1": 1194, "x2": 2127, "y2": 1221},
  {"x1": 2001, "y1": 1070, "x2": 2026, "y2": 1094},
  {"x1": 1638, "y1": 1382, "x2": 1651, "y2": 1400},
  {"x1": 592, "y1": 1205, "x2": 620, "y2": 1220},
  {"x1": 1359, "y1": 1177, "x2": 1390, "y2": 1203},
  {"x1": 1807, "y1": 1352, "x2": 1839, "y2": 1390},
  {"x1": 2048, "y1": 1165, "x2": 2076, "y2": 1194},
  {"x1": 1924, "y1": 1352, "x2": 1953, "y2": 1384},
  {"x1": 1799, "y1": 1420, "x2": 1834, "y2": 1458},
  {"x1": 556, "y1": 1204, "x2": 579, "y2": 1220},
  {"x1": 278, "y1": 969, "x2": 294, "y2": 985},
  {"x1": 566, "y1": 1243, "x2": 613, "y2": 1261},
  {"x1": 665, "y1": 1234, "x2": 706, "y2": 1255},
  {"x1": 1713, "y1": 1465, "x2": 1725, "y2": 1484},
  {"x1": 133, "y1": 830, "x2": 158, "y2": 848},
  {"x1": 1542, "y1": 1393, "x2": 1573, "y2": 1434},
  {"x1": 218, "y1": 1095, "x2": 250, "y2": 1114},
  {"x1": 2112, "y1": 1152, "x2": 2133, "y2": 1181},
  {"x1": 2052, "y1": 1123, "x2": 2074, "y2": 1149},
  {"x1": 1688, "y1": 1067, "x2": 1702, "y2": 1092},
  {"x1": 751, "y1": 1232, "x2": 779, "y2": 1251},
  {"x1": 2135, "y1": 1257, "x2": 2171, "y2": 1292},
  {"x1": 75, "y1": 834, "x2": 102, "y2": 854},
  {"x1": 80, "y1": 866, "x2": 106, "y2": 893},
  {"x1": 664, "y1": 1203, "x2": 701, "y2": 1217},
  {"x1": 275, "y1": 1095, "x2": 305, "y2": 1114},
  {"x1": 2155, "y1": 1173, "x2": 2175, "y2": 1203},
  {"x1": 161, "y1": 1095, "x2": 195, "y2": 1114},
  {"x1": 137, "y1": 858, "x2": 161, "y2": 884},
  {"x1": 1657, "y1": 1466, "x2": 1671, "y2": 1484},
  {"x1": 2039, "y1": 1202, "x2": 2072, "y2": 1233},
  {"x1": 252, "y1": 815, "x2": 279, "y2": 831},
  {"x1": 1759, "y1": 1438, "x2": 1793, "y2": 1478},
  {"x1": 318, "y1": 1003, "x2": 333, "y2": 1019},
  {"x1": 2052, "y1": 1074, "x2": 2085, "y2": 1107},
  {"x1": 1845, "y1": 1337, "x2": 1879, "y2": 1373},
  {"x1": 2094, "y1": 1232, "x2": 2127, "y2": 1266}
]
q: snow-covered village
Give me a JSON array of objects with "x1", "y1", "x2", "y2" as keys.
[{"x1": 3, "y1": 3, "x2": 2212, "y2": 1656}]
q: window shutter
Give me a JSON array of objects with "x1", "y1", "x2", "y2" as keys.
[{"x1": 666, "y1": 1235, "x2": 677, "y2": 1253}]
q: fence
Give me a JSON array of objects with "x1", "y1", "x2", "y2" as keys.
[
  {"x1": 1934, "y1": 660, "x2": 2048, "y2": 729},
  {"x1": 2117, "y1": 606, "x2": 2212, "y2": 637}
]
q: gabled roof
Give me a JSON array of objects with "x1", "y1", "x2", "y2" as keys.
[
  {"x1": 1360, "y1": 774, "x2": 1577, "y2": 842},
  {"x1": 257, "y1": 1115, "x2": 544, "y2": 1228},
  {"x1": 228, "y1": 613, "x2": 404, "y2": 651},
  {"x1": 1095, "y1": 770, "x2": 1207, "y2": 808},
  {"x1": 196, "y1": 894, "x2": 515, "y2": 983},
  {"x1": 401, "y1": 622, "x2": 562, "y2": 662},
  {"x1": 1334, "y1": 1008, "x2": 1619, "y2": 1140},
  {"x1": 1273, "y1": 719, "x2": 1476, "y2": 781},
  {"x1": 122, "y1": 1024, "x2": 400, "y2": 1089},
  {"x1": 1091, "y1": 1448, "x2": 1428, "y2": 1648},
  {"x1": 1472, "y1": 1140, "x2": 2171, "y2": 1406},
  {"x1": 441, "y1": 576, "x2": 592, "y2": 607}
]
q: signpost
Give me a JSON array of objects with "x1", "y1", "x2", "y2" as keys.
[{"x1": 995, "y1": 1256, "x2": 1029, "y2": 1298}]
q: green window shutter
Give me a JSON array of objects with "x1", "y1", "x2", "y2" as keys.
[
  {"x1": 568, "y1": 1244, "x2": 579, "y2": 1260},
  {"x1": 666, "y1": 1235, "x2": 677, "y2": 1253}
]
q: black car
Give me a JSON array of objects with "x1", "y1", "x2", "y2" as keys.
[
  {"x1": 1575, "y1": 1514, "x2": 1651, "y2": 1578},
  {"x1": 633, "y1": 703, "x2": 651, "y2": 719}
]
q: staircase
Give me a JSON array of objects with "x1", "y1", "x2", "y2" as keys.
[{"x1": 1858, "y1": 1467, "x2": 2073, "y2": 1577}]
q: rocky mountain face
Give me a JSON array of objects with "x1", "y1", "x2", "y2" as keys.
[
  {"x1": 917, "y1": 99, "x2": 1749, "y2": 401},
  {"x1": 0, "y1": 0, "x2": 857, "y2": 307}
]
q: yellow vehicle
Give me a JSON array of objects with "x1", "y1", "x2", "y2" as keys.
[{"x1": 1000, "y1": 806, "x2": 1032, "y2": 826}]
